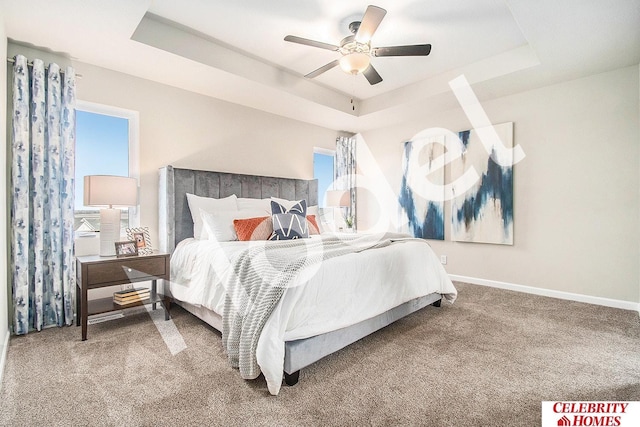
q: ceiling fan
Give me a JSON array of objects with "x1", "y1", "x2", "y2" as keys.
[{"x1": 284, "y1": 5, "x2": 431, "y2": 85}]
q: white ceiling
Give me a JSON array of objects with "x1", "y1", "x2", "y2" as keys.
[{"x1": 2, "y1": 0, "x2": 639, "y2": 132}]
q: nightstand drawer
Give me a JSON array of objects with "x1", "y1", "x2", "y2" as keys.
[{"x1": 86, "y1": 257, "x2": 167, "y2": 286}]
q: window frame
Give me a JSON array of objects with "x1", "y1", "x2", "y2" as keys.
[
  {"x1": 75, "y1": 100, "x2": 140, "y2": 228},
  {"x1": 313, "y1": 147, "x2": 336, "y2": 208}
]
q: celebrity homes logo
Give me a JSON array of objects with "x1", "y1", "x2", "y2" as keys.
[{"x1": 542, "y1": 401, "x2": 640, "y2": 427}]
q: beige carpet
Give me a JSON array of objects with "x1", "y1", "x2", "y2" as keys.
[{"x1": 1, "y1": 282, "x2": 638, "y2": 426}]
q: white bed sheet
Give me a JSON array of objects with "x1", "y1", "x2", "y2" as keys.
[{"x1": 170, "y1": 234, "x2": 457, "y2": 394}]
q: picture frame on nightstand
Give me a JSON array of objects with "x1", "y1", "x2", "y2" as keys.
[
  {"x1": 115, "y1": 240, "x2": 138, "y2": 257},
  {"x1": 126, "y1": 226, "x2": 153, "y2": 255}
]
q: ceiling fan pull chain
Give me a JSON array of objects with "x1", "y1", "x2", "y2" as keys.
[{"x1": 351, "y1": 75, "x2": 356, "y2": 111}]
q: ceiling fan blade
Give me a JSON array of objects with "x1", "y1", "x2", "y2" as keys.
[
  {"x1": 305, "y1": 60, "x2": 340, "y2": 78},
  {"x1": 355, "y1": 5, "x2": 387, "y2": 43},
  {"x1": 363, "y1": 64, "x2": 383, "y2": 85},
  {"x1": 372, "y1": 44, "x2": 432, "y2": 57},
  {"x1": 284, "y1": 35, "x2": 339, "y2": 51}
]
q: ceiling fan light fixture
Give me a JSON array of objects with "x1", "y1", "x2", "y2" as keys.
[
  {"x1": 339, "y1": 52, "x2": 371, "y2": 75},
  {"x1": 284, "y1": 5, "x2": 428, "y2": 85}
]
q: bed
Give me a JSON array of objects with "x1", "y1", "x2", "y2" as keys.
[{"x1": 158, "y1": 165, "x2": 457, "y2": 395}]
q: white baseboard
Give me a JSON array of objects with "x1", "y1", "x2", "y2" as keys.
[
  {"x1": 449, "y1": 274, "x2": 640, "y2": 314},
  {"x1": 0, "y1": 328, "x2": 9, "y2": 387}
]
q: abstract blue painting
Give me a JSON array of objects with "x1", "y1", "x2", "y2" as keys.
[
  {"x1": 451, "y1": 122, "x2": 514, "y2": 245},
  {"x1": 399, "y1": 137, "x2": 445, "y2": 240}
]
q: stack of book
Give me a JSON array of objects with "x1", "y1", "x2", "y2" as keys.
[{"x1": 113, "y1": 287, "x2": 150, "y2": 305}]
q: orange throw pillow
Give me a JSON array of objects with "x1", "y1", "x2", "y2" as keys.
[
  {"x1": 307, "y1": 215, "x2": 320, "y2": 235},
  {"x1": 233, "y1": 216, "x2": 272, "y2": 241}
]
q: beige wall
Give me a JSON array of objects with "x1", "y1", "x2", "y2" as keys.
[
  {"x1": 7, "y1": 43, "x2": 339, "y2": 249},
  {"x1": 359, "y1": 65, "x2": 640, "y2": 304},
  {"x1": 78, "y1": 63, "x2": 339, "y2": 246},
  {"x1": 4, "y1": 44, "x2": 638, "y2": 313}
]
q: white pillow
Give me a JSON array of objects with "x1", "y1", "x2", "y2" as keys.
[
  {"x1": 237, "y1": 197, "x2": 271, "y2": 214},
  {"x1": 200, "y1": 209, "x2": 268, "y2": 242},
  {"x1": 307, "y1": 205, "x2": 319, "y2": 217},
  {"x1": 186, "y1": 193, "x2": 238, "y2": 239}
]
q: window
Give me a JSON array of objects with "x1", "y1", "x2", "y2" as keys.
[
  {"x1": 74, "y1": 101, "x2": 139, "y2": 232},
  {"x1": 313, "y1": 148, "x2": 335, "y2": 208}
]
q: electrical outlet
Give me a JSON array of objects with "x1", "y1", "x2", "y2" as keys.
[
  {"x1": 122, "y1": 284, "x2": 134, "y2": 290},
  {"x1": 440, "y1": 255, "x2": 447, "y2": 265}
]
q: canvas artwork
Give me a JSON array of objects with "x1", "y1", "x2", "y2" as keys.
[
  {"x1": 398, "y1": 136, "x2": 445, "y2": 240},
  {"x1": 451, "y1": 122, "x2": 514, "y2": 245}
]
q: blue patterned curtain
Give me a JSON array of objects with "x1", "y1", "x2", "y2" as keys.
[
  {"x1": 10, "y1": 55, "x2": 76, "y2": 335},
  {"x1": 335, "y1": 136, "x2": 357, "y2": 230}
]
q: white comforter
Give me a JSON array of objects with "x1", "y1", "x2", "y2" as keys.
[{"x1": 170, "y1": 233, "x2": 457, "y2": 395}]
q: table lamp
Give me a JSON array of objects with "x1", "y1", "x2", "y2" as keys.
[
  {"x1": 325, "y1": 189, "x2": 352, "y2": 230},
  {"x1": 84, "y1": 175, "x2": 138, "y2": 256}
]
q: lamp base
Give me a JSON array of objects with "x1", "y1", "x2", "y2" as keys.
[{"x1": 99, "y1": 208, "x2": 121, "y2": 256}]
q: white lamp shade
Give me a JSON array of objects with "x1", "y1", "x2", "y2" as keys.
[
  {"x1": 325, "y1": 190, "x2": 351, "y2": 207},
  {"x1": 339, "y1": 53, "x2": 371, "y2": 74},
  {"x1": 83, "y1": 175, "x2": 137, "y2": 256},
  {"x1": 84, "y1": 175, "x2": 138, "y2": 207}
]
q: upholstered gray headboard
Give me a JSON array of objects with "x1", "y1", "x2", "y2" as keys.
[{"x1": 158, "y1": 165, "x2": 318, "y2": 253}]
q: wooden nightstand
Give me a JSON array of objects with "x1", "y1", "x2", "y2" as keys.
[{"x1": 75, "y1": 252, "x2": 171, "y2": 341}]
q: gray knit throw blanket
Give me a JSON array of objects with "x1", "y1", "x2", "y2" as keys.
[{"x1": 221, "y1": 232, "x2": 411, "y2": 379}]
